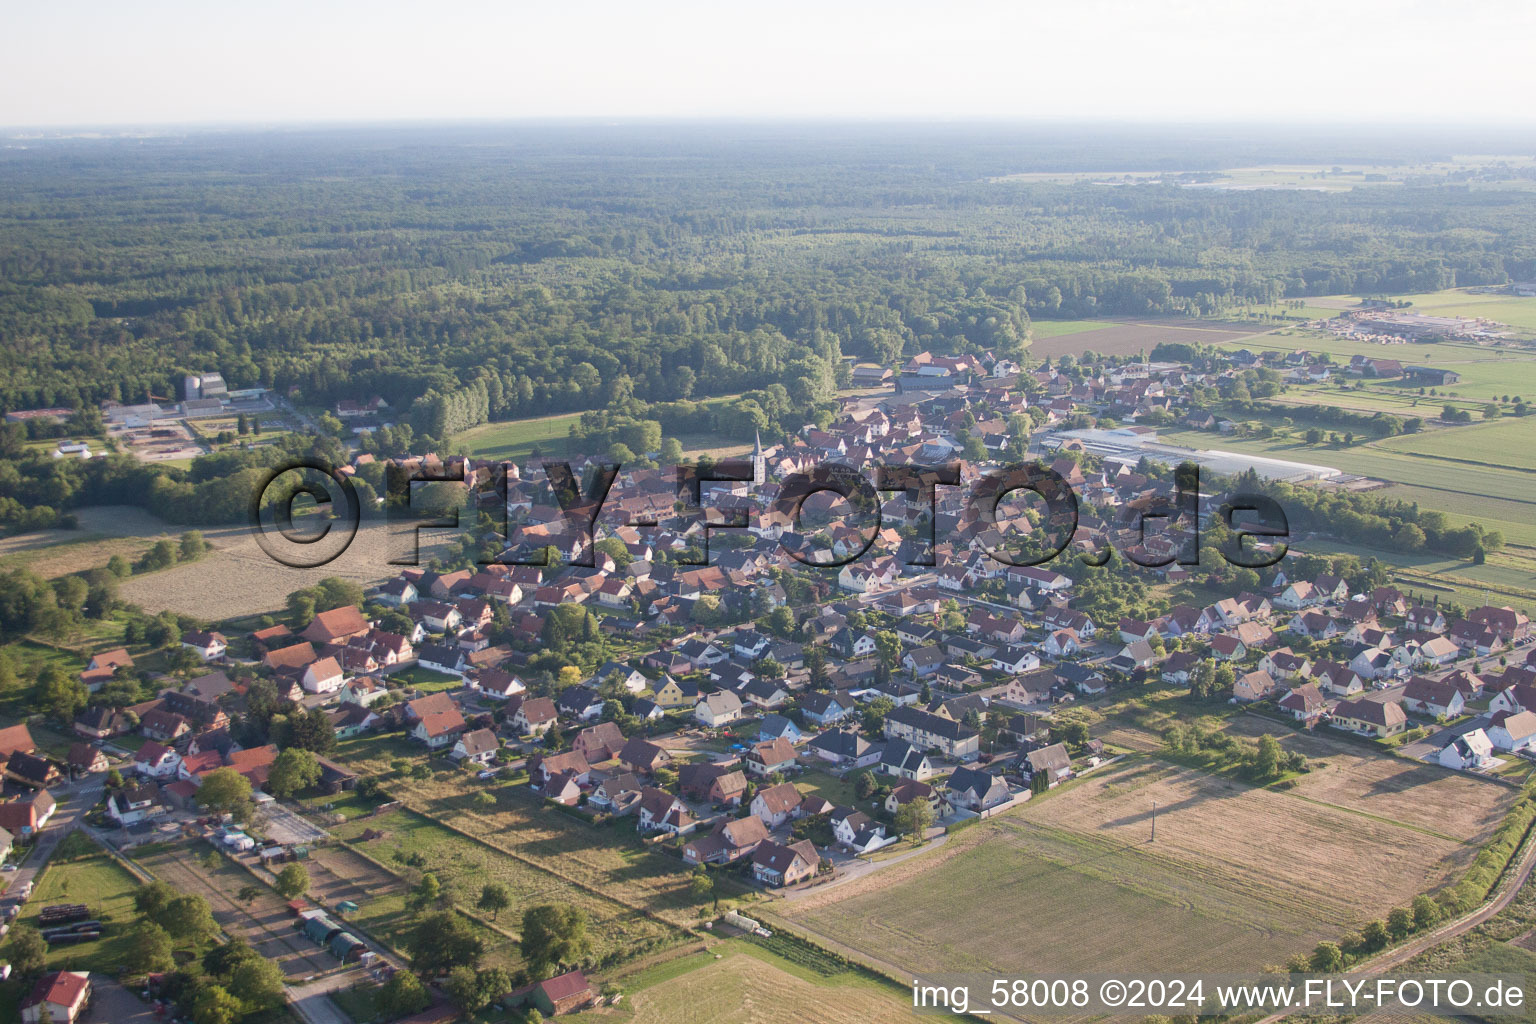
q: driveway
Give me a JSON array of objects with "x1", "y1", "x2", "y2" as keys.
[{"x1": 83, "y1": 975, "x2": 157, "y2": 1024}]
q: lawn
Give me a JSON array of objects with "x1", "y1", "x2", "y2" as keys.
[
  {"x1": 781, "y1": 813, "x2": 1331, "y2": 978},
  {"x1": 564, "y1": 938, "x2": 968, "y2": 1024},
  {"x1": 1302, "y1": 539, "x2": 1536, "y2": 609},
  {"x1": 792, "y1": 768, "x2": 867, "y2": 812},
  {"x1": 391, "y1": 665, "x2": 462, "y2": 690},
  {"x1": 1029, "y1": 319, "x2": 1114, "y2": 339},
  {"x1": 13, "y1": 853, "x2": 144, "y2": 973},
  {"x1": 332, "y1": 735, "x2": 736, "y2": 923},
  {"x1": 451, "y1": 392, "x2": 751, "y2": 463},
  {"x1": 1376, "y1": 484, "x2": 1536, "y2": 548}
]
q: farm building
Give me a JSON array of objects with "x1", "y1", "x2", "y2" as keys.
[{"x1": 1403, "y1": 365, "x2": 1461, "y2": 386}]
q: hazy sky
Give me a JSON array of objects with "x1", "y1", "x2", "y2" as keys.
[{"x1": 6, "y1": 0, "x2": 1535, "y2": 126}]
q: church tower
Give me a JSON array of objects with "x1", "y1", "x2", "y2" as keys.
[{"x1": 752, "y1": 430, "x2": 766, "y2": 487}]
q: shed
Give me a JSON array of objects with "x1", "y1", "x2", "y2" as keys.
[
  {"x1": 302, "y1": 913, "x2": 342, "y2": 945},
  {"x1": 328, "y1": 931, "x2": 366, "y2": 961}
]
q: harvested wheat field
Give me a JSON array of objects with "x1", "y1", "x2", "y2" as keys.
[
  {"x1": 780, "y1": 757, "x2": 1486, "y2": 981},
  {"x1": 55, "y1": 505, "x2": 458, "y2": 618},
  {"x1": 1024, "y1": 760, "x2": 1474, "y2": 922},
  {"x1": 1225, "y1": 717, "x2": 1516, "y2": 841}
]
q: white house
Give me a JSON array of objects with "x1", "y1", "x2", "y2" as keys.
[
  {"x1": 694, "y1": 691, "x2": 744, "y2": 728},
  {"x1": 451, "y1": 727, "x2": 500, "y2": 765},
  {"x1": 302, "y1": 656, "x2": 345, "y2": 694},
  {"x1": 1488, "y1": 710, "x2": 1536, "y2": 752},
  {"x1": 1438, "y1": 729, "x2": 1496, "y2": 771},
  {"x1": 134, "y1": 741, "x2": 182, "y2": 779},
  {"x1": 179, "y1": 630, "x2": 227, "y2": 662}
]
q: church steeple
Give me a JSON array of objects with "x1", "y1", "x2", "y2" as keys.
[{"x1": 752, "y1": 430, "x2": 766, "y2": 486}]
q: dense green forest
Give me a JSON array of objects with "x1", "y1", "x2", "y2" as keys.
[
  {"x1": 1, "y1": 124, "x2": 1535, "y2": 529},
  {"x1": 4, "y1": 124, "x2": 1536, "y2": 423}
]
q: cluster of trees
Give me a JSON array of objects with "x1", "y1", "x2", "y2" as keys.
[
  {"x1": 4, "y1": 127, "x2": 1533, "y2": 430},
  {"x1": 1237, "y1": 469, "x2": 1503, "y2": 560},
  {"x1": 1163, "y1": 724, "x2": 1308, "y2": 782}
]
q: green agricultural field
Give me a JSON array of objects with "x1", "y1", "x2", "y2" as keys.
[
  {"x1": 1377, "y1": 484, "x2": 1536, "y2": 549},
  {"x1": 1029, "y1": 319, "x2": 1113, "y2": 339},
  {"x1": 1303, "y1": 539, "x2": 1536, "y2": 610},
  {"x1": 1156, "y1": 428, "x2": 1536, "y2": 506},
  {"x1": 564, "y1": 939, "x2": 967, "y2": 1024},
  {"x1": 451, "y1": 412, "x2": 588, "y2": 461},
  {"x1": 1373, "y1": 416, "x2": 1536, "y2": 471},
  {"x1": 15, "y1": 853, "x2": 144, "y2": 973}
]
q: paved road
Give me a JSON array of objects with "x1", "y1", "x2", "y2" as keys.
[
  {"x1": 5, "y1": 772, "x2": 105, "y2": 896},
  {"x1": 782, "y1": 832, "x2": 951, "y2": 903}
]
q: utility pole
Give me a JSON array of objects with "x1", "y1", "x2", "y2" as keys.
[{"x1": 1150, "y1": 800, "x2": 1157, "y2": 843}]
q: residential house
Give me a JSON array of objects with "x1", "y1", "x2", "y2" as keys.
[
  {"x1": 683, "y1": 815, "x2": 771, "y2": 865},
  {"x1": 1312, "y1": 661, "x2": 1364, "y2": 697},
  {"x1": 652, "y1": 675, "x2": 700, "y2": 709},
  {"x1": 572, "y1": 722, "x2": 626, "y2": 764},
  {"x1": 750, "y1": 839, "x2": 820, "y2": 887},
  {"x1": 882, "y1": 705, "x2": 980, "y2": 761},
  {"x1": 107, "y1": 782, "x2": 166, "y2": 826},
  {"x1": 1488, "y1": 710, "x2": 1536, "y2": 753},
  {"x1": 134, "y1": 740, "x2": 181, "y2": 778},
  {"x1": 512, "y1": 696, "x2": 558, "y2": 736},
  {"x1": 1278, "y1": 683, "x2": 1327, "y2": 723},
  {"x1": 1438, "y1": 729, "x2": 1497, "y2": 771},
  {"x1": 180, "y1": 630, "x2": 227, "y2": 662},
  {"x1": 679, "y1": 762, "x2": 750, "y2": 807},
  {"x1": 451, "y1": 728, "x2": 500, "y2": 765},
  {"x1": 301, "y1": 605, "x2": 371, "y2": 645},
  {"x1": 878, "y1": 739, "x2": 935, "y2": 781},
  {"x1": 757, "y1": 714, "x2": 803, "y2": 745},
  {"x1": 1232, "y1": 669, "x2": 1280, "y2": 703},
  {"x1": 618, "y1": 736, "x2": 672, "y2": 776},
  {"x1": 302, "y1": 656, "x2": 345, "y2": 694},
  {"x1": 80, "y1": 647, "x2": 133, "y2": 690},
  {"x1": 1022, "y1": 743, "x2": 1072, "y2": 787},
  {"x1": 746, "y1": 738, "x2": 798, "y2": 777},
  {"x1": 0, "y1": 790, "x2": 57, "y2": 837},
  {"x1": 808, "y1": 729, "x2": 881, "y2": 769},
  {"x1": 1402, "y1": 676, "x2": 1467, "y2": 719},
  {"x1": 1331, "y1": 697, "x2": 1408, "y2": 738},
  {"x1": 945, "y1": 765, "x2": 1012, "y2": 812},
  {"x1": 637, "y1": 787, "x2": 695, "y2": 835},
  {"x1": 750, "y1": 781, "x2": 804, "y2": 829},
  {"x1": 21, "y1": 971, "x2": 91, "y2": 1024},
  {"x1": 695, "y1": 690, "x2": 745, "y2": 728}
]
